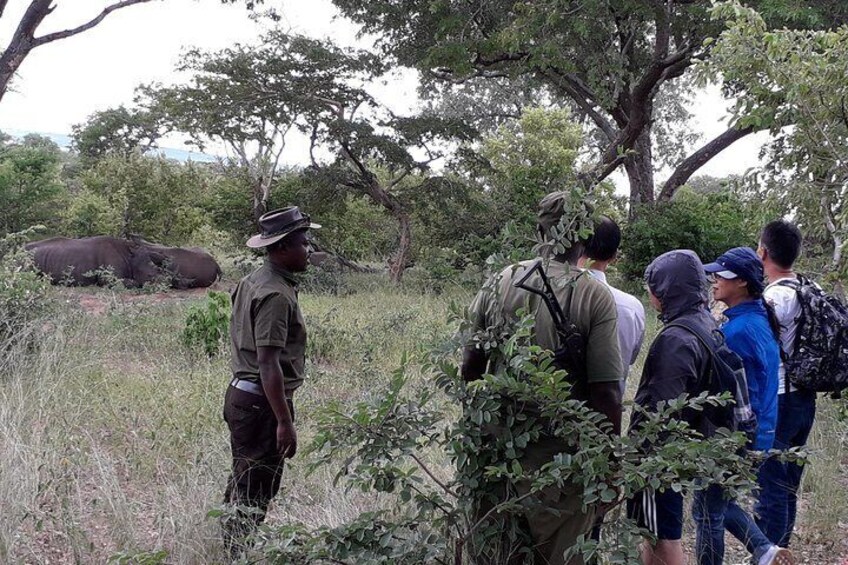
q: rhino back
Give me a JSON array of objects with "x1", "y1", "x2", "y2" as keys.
[{"x1": 28, "y1": 237, "x2": 133, "y2": 285}]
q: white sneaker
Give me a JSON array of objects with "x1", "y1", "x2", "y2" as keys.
[{"x1": 765, "y1": 547, "x2": 795, "y2": 565}]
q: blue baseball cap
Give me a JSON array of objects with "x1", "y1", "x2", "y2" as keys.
[{"x1": 703, "y1": 247, "x2": 765, "y2": 295}]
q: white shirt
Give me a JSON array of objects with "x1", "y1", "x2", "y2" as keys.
[
  {"x1": 764, "y1": 276, "x2": 802, "y2": 394},
  {"x1": 587, "y1": 269, "x2": 646, "y2": 386}
]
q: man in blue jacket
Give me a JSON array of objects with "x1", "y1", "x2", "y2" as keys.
[{"x1": 695, "y1": 247, "x2": 793, "y2": 565}]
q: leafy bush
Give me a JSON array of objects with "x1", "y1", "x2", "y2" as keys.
[
  {"x1": 62, "y1": 189, "x2": 122, "y2": 237},
  {"x1": 76, "y1": 153, "x2": 211, "y2": 245},
  {"x1": 0, "y1": 228, "x2": 52, "y2": 357},
  {"x1": 0, "y1": 138, "x2": 66, "y2": 235},
  {"x1": 620, "y1": 188, "x2": 758, "y2": 281},
  {"x1": 182, "y1": 291, "x2": 231, "y2": 356}
]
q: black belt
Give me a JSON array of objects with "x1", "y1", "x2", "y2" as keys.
[{"x1": 230, "y1": 377, "x2": 264, "y2": 396}]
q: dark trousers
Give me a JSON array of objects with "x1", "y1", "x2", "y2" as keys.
[
  {"x1": 754, "y1": 389, "x2": 816, "y2": 547},
  {"x1": 221, "y1": 385, "x2": 294, "y2": 553},
  {"x1": 692, "y1": 484, "x2": 730, "y2": 565}
]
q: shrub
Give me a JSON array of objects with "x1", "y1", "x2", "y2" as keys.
[
  {"x1": 620, "y1": 188, "x2": 758, "y2": 281},
  {"x1": 0, "y1": 140, "x2": 66, "y2": 235},
  {"x1": 182, "y1": 291, "x2": 231, "y2": 356},
  {"x1": 0, "y1": 228, "x2": 52, "y2": 357},
  {"x1": 62, "y1": 189, "x2": 122, "y2": 237},
  {"x1": 78, "y1": 153, "x2": 210, "y2": 245}
]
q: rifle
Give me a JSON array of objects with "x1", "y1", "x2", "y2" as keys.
[{"x1": 513, "y1": 260, "x2": 587, "y2": 388}]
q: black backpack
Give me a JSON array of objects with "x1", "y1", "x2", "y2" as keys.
[
  {"x1": 663, "y1": 320, "x2": 758, "y2": 445},
  {"x1": 777, "y1": 275, "x2": 848, "y2": 393}
]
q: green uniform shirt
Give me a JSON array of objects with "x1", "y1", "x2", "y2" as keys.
[
  {"x1": 229, "y1": 261, "x2": 306, "y2": 392},
  {"x1": 468, "y1": 259, "x2": 622, "y2": 384}
]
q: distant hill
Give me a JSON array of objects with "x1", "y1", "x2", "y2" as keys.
[{"x1": 3, "y1": 129, "x2": 218, "y2": 163}]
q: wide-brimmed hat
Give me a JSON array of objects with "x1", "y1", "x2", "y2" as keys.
[
  {"x1": 246, "y1": 207, "x2": 321, "y2": 249},
  {"x1": 703, "y1": 246, "x2": 765, "y2": 294}
]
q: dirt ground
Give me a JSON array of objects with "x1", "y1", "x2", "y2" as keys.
[{"x1": 67, "y1": 283, "x2": 230, "y2": 316}]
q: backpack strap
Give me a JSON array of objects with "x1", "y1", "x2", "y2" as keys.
[
  {"x1": 660, "y1": 319, "x2": 720, "y2": 391},
  {"x1": 774, "y1": 274, "x2": 805, "y2": 393}
]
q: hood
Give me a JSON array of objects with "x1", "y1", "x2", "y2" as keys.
[{"x1": 645, "y1": 249, "x2": 709, "y2": 322}]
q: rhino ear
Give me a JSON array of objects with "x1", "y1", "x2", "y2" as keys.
[{"x1": 148, "y1": 251, "x2": 168, "y2": 267}]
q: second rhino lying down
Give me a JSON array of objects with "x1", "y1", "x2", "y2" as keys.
[{"x1": 26, "y1": 235, "x2": 222, "y2": 289}]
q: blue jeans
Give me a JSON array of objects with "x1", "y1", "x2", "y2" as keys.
[
  {"x1": 754, "y1": 389, "x2": 816, "y2": 547},
  {"x1": 695, "y1": 471, "x2": 775, "y2": 564},
  {"x1": 693, "y1": 484, "x2": 728, "y2": 565},
  {"x1": 725, "y1": 486, "x2": 773, "y2": 563}
]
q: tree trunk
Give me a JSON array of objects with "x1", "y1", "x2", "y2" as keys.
[
  {"x1": 252, "y1": 185, "x2": 268, "y2": 226},
  {"x1": 832, "y1": 235, "x2": 844, "y2": 272},
  {"x1": 820, "y1": 191, "x2": 844, "y2": 273},
  {"x1": 252, "y1": 199, "x2": 266, "y2": 226},
  {"x1": 387, "y1": 210, "x2": 412, "y2": 283},
  {"x1": 624, "y1": 127, "x2": 655, "y2": 219}
]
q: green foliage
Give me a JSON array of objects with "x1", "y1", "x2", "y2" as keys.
[
  {"x1": 71, "y1": 106, "x2": 164, "y2": 165},
  {"x1": 331, "y1": 0, "x2": 846, "y2": 205},
  {"x1": 0, "y1": 228, "x2": 52, "y2": 354},
  {"x1": 203, "y1": 165, "x2": 260, "y2": 244},
  {"x1": 0, "y1": 137, "x2": 66, "y2": 235},
  {"x1": 703, "y1": 2, "x2": 848, "y2": 271},
  {"x1": 479, "y1": 107, "x2": 582, "y2": 237},
  {"x1": 62, "y1": 189, "x2": 122, "y2": 237},
  {"x1": 621, "y1": 188, "x2": 758, "y2": 280},
  {"x1": 69, "y1": 154, "x2": 211, "y2": 244},
  {"x1": 182, "y1": 291, "x2": 231, "y2": 356},
  {"x1": 413, "y1": 246, "x2": 480, "y2": 294}
]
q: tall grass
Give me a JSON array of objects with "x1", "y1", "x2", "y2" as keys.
[
  {"x1": 0, "y1": 276, "x2": 844, "y2": 563},
  {"x1": 0, "y1": 280, "x2": 462, "y2": 563}
]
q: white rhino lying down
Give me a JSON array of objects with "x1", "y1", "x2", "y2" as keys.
[{"x1": 25, "y1": 235, "x2": 222, "y2": 289}]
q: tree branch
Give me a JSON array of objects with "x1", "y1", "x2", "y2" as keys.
[
  {"x1": 408, "y1": 452, "x2": 458, "y2": 499},
  {"x1": 658, "y1": 124, "x2": 756, "y2": 200},
  {"x1": 32, "y1": 0, "x2": 155, "y2": 47},
  {"x1": 429, "y1": 67, "x2": 511, "y2": 84},
  {"x1": 540, "y1": 68, "x2": 616, "y2": 142}
]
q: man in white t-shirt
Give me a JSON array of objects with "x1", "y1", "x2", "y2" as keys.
[
  {"x1": 577, "y1": 215, "x2": 646, "y2": 395},
  {"x1": 754, "y1": 220, "x2": 817, "y2": 549},
  {"x1": 578, "y1": 216, "x2": 647, "y2": 558}
]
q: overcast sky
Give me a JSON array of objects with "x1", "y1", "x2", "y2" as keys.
[{"x1": 0, "y1": 0, "x2": 768, "y2": 187}]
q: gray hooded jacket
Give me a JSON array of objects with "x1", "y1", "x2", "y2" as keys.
[{"x1": 630, "y1": 249, "x2": 717, "y2": 436}]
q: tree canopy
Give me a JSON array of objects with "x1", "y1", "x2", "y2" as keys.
[
  {"x1": 704, "y1": 2, "x2": 848, "y2": 272},
  {"x1": 329, "y1": 0, "x2": 848, "y2": 213}
]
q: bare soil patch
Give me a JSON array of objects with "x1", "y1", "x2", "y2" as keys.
[{"x1": 57, "y1": 283, "x2": 231, "y2": 316}]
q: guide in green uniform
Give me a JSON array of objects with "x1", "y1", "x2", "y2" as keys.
[
  {"x1": 461, "y1": 191, "x2": 623, "y2": 565},
  {"x1": 221, "y1": 206, "x2": 319, "y2": 556}
]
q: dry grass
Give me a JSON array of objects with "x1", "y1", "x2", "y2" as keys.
[{"x1": 0, "y1": 278, "x2": 845, "y2": 564}]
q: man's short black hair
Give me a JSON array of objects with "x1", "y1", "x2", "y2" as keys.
[
  {"x1": 761, "y1": 220, "x2": 802, "y2": 269},
  {"x1": 582, "y1": 216, "x2": 621, "y2": 262}
]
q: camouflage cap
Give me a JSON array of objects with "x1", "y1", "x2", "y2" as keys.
[
  {"x1": 537, "y1": 190, "x2": 594, "y2": 233},
  {"x1": 537, "y1": 191, "x2": 573, "y2": 233}
]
